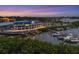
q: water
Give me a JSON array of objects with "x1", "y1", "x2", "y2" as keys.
[
  {"x1": 34, "y1": 28, "x2": 79, "y2": 44},
  {"x1": 34, "y1": 32, "x2": 62, "y2": 44},
  {"x1": 65, "y1": 28, "x2": 79, "y2": 37}
]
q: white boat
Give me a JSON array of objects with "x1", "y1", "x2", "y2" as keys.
[
  {"x1": 63, "y1": 33, "x2": 79, "y2": 43},
  {"x1": 52, "y1": 32, "x2": 63, "y2": 37},
  {"x1": 63, "y1": 33, "x2": 73, "y2": 40},
  {"x1": 69, "y1": 38, "x2": 79, "y2": 43}
]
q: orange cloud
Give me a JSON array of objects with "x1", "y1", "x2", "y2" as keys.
[{"x1": 0, "y1": 10, "x2": 62, "y2": 16}]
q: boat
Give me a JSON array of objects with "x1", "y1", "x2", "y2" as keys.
[
  {"x1": 70, "y1": 38, "x2": 79, "y2": 43},
  {"x1": 64, "y1": 38, "x2": 79, "y2": 43},
  {"x1": 52, "y1": 32, "x2": 63, "y2": 37},
  {"x1": 57, "y1": 36, "x2": 64, "y2": 40},
  {"x1": 63, "y1": 33, "x2": 79, "y2": 43},
  {"x1": 63, "y1": 33, "x2": 73, "y2": 40}
]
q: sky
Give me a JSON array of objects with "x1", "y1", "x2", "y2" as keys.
[{"x1": 0, "y1": 5, "x2": 79, "y2": 17}]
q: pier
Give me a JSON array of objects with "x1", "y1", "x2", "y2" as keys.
[{"x1": 0, "y1": 18, "x2": 51, "y2": 36}]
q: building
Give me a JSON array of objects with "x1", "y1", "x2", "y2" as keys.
[
  {"x1": 0, "y1": 21, "x2": 51, "y2": 32},
  {"x1": 0, "y1": 18, "x2": 15, "y2": 22}
]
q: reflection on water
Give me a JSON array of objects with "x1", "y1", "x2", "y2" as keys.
[
  {"x1": 65, "y1": 28, "x2": 79, "y2": 37},
  {"x1": 35, "y1": 32, "x2": 62, "y2": 44},
  {"x1": 35, "y1": 28, "x2": 79, "y2": 44}
]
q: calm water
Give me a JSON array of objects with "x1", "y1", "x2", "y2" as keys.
[
  {"x1": 35, "y1": 28, "x2": 79, "y2": 44},
  {"x1": 65, "y1": 28, "x2": 79, "y2": 37},
  {"x1": 35, "y1": 32, "x2": 62, "y2": 44}
]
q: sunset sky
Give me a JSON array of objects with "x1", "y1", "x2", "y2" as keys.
[{"x1": 0, "y1": 5, "x2": 79, "y2": 17}]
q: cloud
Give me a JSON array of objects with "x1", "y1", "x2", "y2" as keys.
[{"x1": 0, "y1": 10, "x2": 63, "y2": 16}]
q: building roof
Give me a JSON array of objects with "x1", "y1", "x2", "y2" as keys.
[
  {"x1": 0, "y1": 21, "x2": 35, "y2": 26},
  {"x1": 0, "y1": 22, "x2": 13, "y2": 26},
  {"x1": 13, "y1": 21, "x2": 35, "y2": 25}
]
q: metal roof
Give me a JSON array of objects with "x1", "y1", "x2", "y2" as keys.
[
  {"x1": 0, "y1": 22, "x2": 13, "y2": 26},
  {"x1": 0, "y1": 21, "x2": 35, "y2": 26},
  {"x1": 13, "y1": 21, "x2": 35, "y2": 25}
]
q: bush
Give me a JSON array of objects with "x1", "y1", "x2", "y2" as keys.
[{"x1": 0, "y1": 36, "x2": 79, "y2": 54}]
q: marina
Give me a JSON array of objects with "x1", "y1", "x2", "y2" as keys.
[
  {"x1": 33, "y1": 28, "x2": 79, "y2": 44},
  {"x1": 0, "y1": 17, "x2": 79, "y2": 44},
  {"x1": 0, "y1": 18, "x2": 51, "y2": 33}
]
